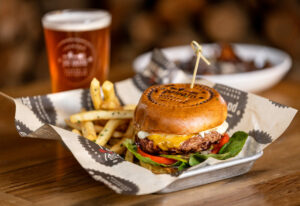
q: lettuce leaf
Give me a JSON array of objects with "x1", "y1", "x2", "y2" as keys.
[{"x1": 189, "y1": 131, "x2": 248, "y2": 166}]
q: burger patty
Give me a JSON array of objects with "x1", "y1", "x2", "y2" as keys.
[{"x1": 136, "y1": 131, "x2": 222, "y2": 155}]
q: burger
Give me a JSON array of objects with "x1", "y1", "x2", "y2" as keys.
[{"x1": 124, "y1": 83, "x2": 245, "y2": 174}]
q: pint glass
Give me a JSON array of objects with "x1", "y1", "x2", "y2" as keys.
[{"x1": 42, "y1": 10, "x2": 111, "y2": 92}]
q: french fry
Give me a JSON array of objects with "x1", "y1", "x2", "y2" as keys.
[
  {"x1": 101, "y1": 80, "x2": 121, "y2": 109},
  {"x1": 66, "y1": 119, "x2": 100, "y2": 131},
  {"x1": 123, "y1": 120, "x2": 135, "y2": 138},
  {"x1": 110, "y1": 120, "x2": 135, "y2": 154},
  {"x1": 90, "y1": 78, "x2": 102, "y2": 110},
  {"x1": 96, "y1": 119, "x2": 126, "y2": 146},
  {"x1": 122, "y1": 104, "x2": 137, "y2": 110},
  {"x1": 112, "y1": 131, "x2": 124, "y2": 138},
  {"x1": 69, "y1": 80, "x2": 134, "y2": 148},
  {"x1": 72, "y1": 129, "x2": 82, "y2": 136},
  {"x1": 70, "y1": 110, "x2": 133, "y2": 123},
  {"x1": 125, "y1": 150, "x2": 134, "y2": 162},
  {"x1": 65, "y1": 119, "x2": 81, "y2": 130},
  {"x1": 65, "y1": 119, "x2": 123, "y2": 138},
  {"x1": 81, "y1": 121, "x2": 97, "y2": 141},
  {"x1": 108, "y1": 138, "x2": 119, "y2": 146},
  {"x1": 94, "y1": 125, "x2": 103, "y2": 132},
  {"x1": 95, "y1": 125, "x2": 124, "y2": 138}
]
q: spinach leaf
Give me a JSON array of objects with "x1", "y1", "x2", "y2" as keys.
[
  {"x1": 219, "y1": 131, "x2": 248, "y2": 156},
  {"x1": 218, "y1": 141, "x2": 230, "y2": 154},
  {"x1": 178, "y1": 162, "x2": 190, "y2": 171},
  {"x1": 123, "y1": 139, "x2": 179, "y2": 167},
  {"x1": 189, "y1": 154, "x2": 206, "y2": 166},
  {"x1": 189, "y1": 131, "x2": 248, "y2": 166},
  {"x1": 160, "y1": 154, "x2": 188, "y2": 163}
]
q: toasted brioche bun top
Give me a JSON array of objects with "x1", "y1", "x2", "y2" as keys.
[{"x1": 134, "y1": 84, "x2": 227, "y2": 135}]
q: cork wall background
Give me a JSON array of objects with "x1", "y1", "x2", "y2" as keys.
[{"x1": 0, "y1": 0, "x2": 299, "y2": 87}]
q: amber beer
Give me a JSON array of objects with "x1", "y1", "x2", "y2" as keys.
[{"x1": 42, "y1": 10, "x2": 111, "y2": 92}]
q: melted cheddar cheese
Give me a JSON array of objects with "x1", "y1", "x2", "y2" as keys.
[{"x1": 147, "y1": 134, "x2": 194, "y2": 151}]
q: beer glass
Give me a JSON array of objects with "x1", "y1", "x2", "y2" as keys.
[{"x1": 42, "y1": 9, "x2": 111, "y2": 92}]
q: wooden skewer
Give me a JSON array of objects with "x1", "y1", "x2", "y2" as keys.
[{"x1": 190, "y1": 41, "x2": 211, "y2": 89}]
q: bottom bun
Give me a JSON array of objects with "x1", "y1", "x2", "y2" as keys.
[{"x1": 139, "y1": 160, "x2": 177, "y2": 174}]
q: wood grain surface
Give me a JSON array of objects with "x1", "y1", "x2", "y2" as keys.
[{"x1": 0, "y1": 66, "x2": 299, "y2": 206}]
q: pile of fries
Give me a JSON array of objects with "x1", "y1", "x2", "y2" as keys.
[{"x1": 65, "y1": 78, "x2": 136, "y2": 162}]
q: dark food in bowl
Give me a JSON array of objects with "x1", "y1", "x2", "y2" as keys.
[{"x1": 177, "y1": 43, "x2": 272, "y2": 75}]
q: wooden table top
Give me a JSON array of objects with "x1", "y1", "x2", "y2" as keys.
[{"x1": 0, "y1": 67, "x2": 299, "y2": 206}]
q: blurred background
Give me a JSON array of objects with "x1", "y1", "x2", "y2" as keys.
[{"x1": 0, "y1": 0, "x2": 299, "y2": 88}]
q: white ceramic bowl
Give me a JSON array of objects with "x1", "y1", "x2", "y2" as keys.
[{"x1": 133, "y1": 44, "x2": 292, "y2": 92}]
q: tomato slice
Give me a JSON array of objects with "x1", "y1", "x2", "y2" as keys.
[
  {"x1": 212, "y1": 133, "x2": 230, "y2": 154},
  {"x1": 137, "y1": 147, "x2": 177, "y2": 165},
  {"x1": 219, "y1": 133, "x2": 230, "y2": 146}
]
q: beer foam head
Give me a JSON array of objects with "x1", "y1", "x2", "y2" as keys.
[{"x1": 42, "y1": 10, "x2": 111, "y2": 31}]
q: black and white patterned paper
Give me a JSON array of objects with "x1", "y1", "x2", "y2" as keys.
[{"x1": 6, "y1": 50, "x2": 297, "y2": 195}]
